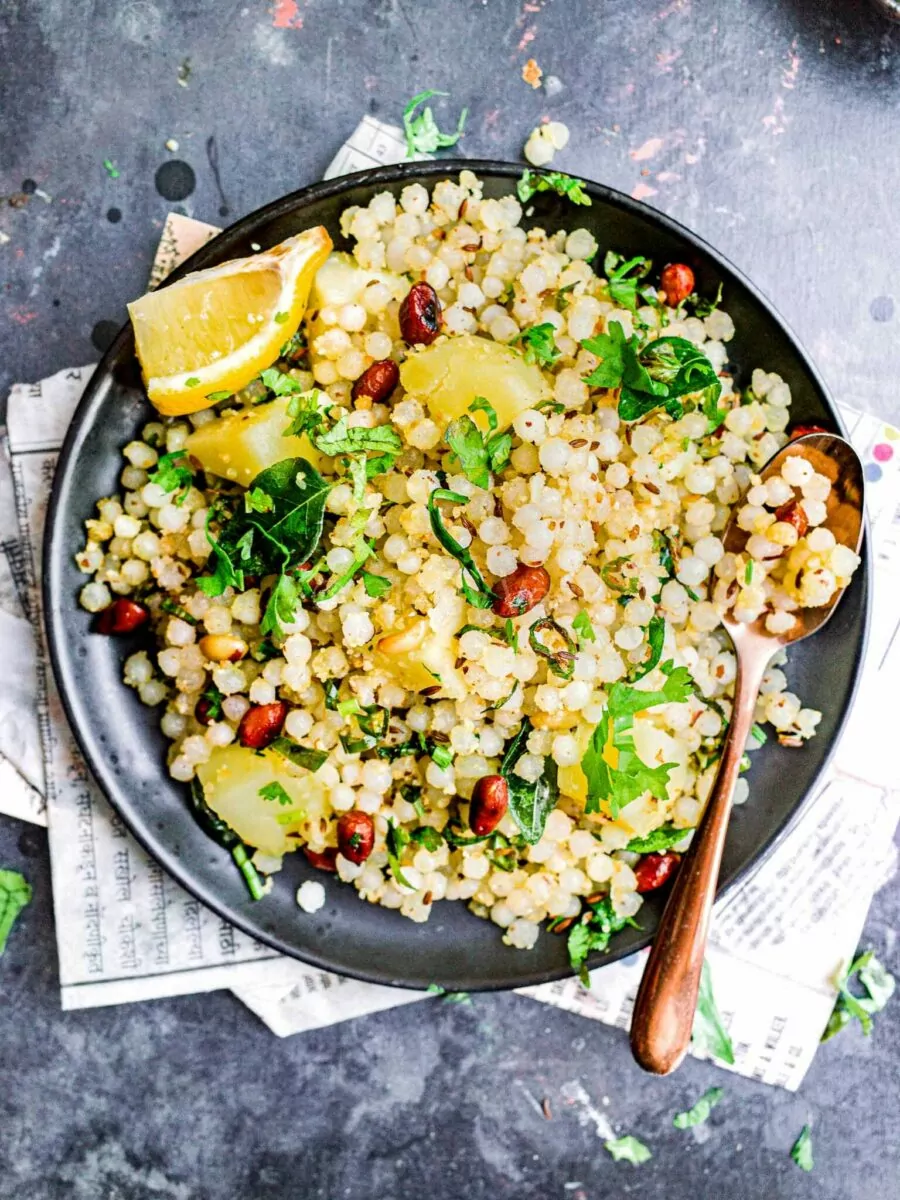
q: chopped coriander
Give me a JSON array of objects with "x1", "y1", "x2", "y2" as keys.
[
  {"x1": 258, "y1": 781, "x2": 293, "y2": 806},
  {"x1": 185, "y1": 376, "x2": 201, "y2": 387},
  {"x1": 443, "y1": 413, "x2": 512, "y2": 488},
  {"x1": 0, "y1": 869, "x2": 32, "y2": 956},
  {"x1": 148, "y1": 450, "x2": 194, "y2": 504},
  {"x1": 430, "y1": 743, "x2": 453, "y2": 770},
  {"x1": 750, "y1": 723, "x2": 767, "y2": 746},
  {"x1": 673, "y1": 1087, "x2": 724, "y2": 1129},
  {"x1": 515, "y1": 322, "x2": 561, "y2": 367},
  {"x1": 603, "y1": 1136, "x2": 652, "y2": 1165},
  {"x1": 245, "y1": 487, "x2": 274, "y2": 513},
  {"x1": 337, "y1": 698, "x2": 365, "y2": 719},
  {"x1": 468, "y1": 395, "x2": 499, "y2": 431},
  {"x1": 410, "y1": 827, "x2": 444, "y2": 852},
  {"x1": 260, "y1": 572, "x2": 300, "y2": 640},
  {"x1": 572, "y1": 609, "x2": 596, "y2": 644},
  {"x1": 207, "y1": 390, "x2": 232, "y2": 402},
  {"x1": 160, "y1": 597, "x2": 198, "y2": 624},
  {"x1": 790, "y1": 1125, "x2": 814, "y2": 1173},
  {"x1": 744, "y1": 560, "x2": 754, "y2": 585},
  {"x1": 102, "y1": 158, "x2": 120, "y2": 179},
  {"x1": 198, "y1": 684, "x2": 224, "y2": 722},
  {"x1": 402, "y1": 89, "x2": 467, "y2": 158},
  {"x1": 822, "y1": 950, "x2": 895, "y2": 1040},
  {"x1": 516, "y1": 169, "x2": 591, "y2": 206},
  {"x1": 362, "y1": 570, "x2": 392, "y2": 598},
  {"x1": 316, "y1": 536, "x2": 375, "y2": 602},
  {"x1": 604, "y1": 251, "x2": 653, "y2": 312},
  {"x1": 582, "y1": 320, "x2": 629, "y2": 389},
  {"x1": 567, "y1": 896, "x2": 638, "y2": 985},
  {"x1": 189, "y1": 781, "x2": 264, "y2": 901},
  {"x1": 580, "y1": 662, "x2": 694, "y2": 817},
  {"x1": 692, "y1": 959, "x2": 735, "y2": 1064},
  {"x1": 274, "y1": 311, "x2": 289, "y2": 324},
  {"x1": 323, "y1": 679, "x2": 340, "y2": 710},
  {"x1": 313, "y1": 416, "x2": 403, "y2": 461}
]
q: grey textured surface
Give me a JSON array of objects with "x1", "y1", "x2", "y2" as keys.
[{"x1": 1, "y1": 1, "x2": 898, "y2": 1197}]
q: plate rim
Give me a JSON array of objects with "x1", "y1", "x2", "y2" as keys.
[{"x1": 42, "y1": 158, "x2": 872, "y2": 991}]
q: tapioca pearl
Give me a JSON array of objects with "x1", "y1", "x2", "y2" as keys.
[
  {"x1": 692, "y1": 535, "x2": 723, "y2": 567},
  {"x1": 801, "y1": 472, "x2": 832, "y2": 502},
  {"x1": 550, "y1": 734, "x2": 580, "y2": 767},
  {"x1": 398, "y1": 182, "x2": 428, "y2": 214},
  {"x1": 765, "y1": 610, "x2": 796, "y2": 635},
  {"x1": 746, "y1": 533, "x2": 782, "y2": 560},
  {"x1": 746, "y1": 483, "x2": 769, "y2": 507},
  {"x1": 623, "y1": 598, "x2": 654, "y2": 626},
  {"x1": 533, "y1": 685, "x2": 562, "y2": 715},
  {"x1": 554, "y1": 369, "x2": 589, "y2": 409},
  {"x1": 605, "y1": 462, "x2": 629, "y2": 489},
  {"x1": 219, "y1": 695, "x2": 249, "y2": 723},
  {"x1": 211, "y1": 665, "x2": 245, "y2": 695},
  {"x1": 165, "y1": 617, "x2": 196, "y2": 648},
  {"x1": 120, "y1": 558, "x2": 149, "y2": 587},
  {"x1": 564, "y1": 227, "x2": 599, "y2": 261},
  {"x1": 676, "y1": 555, "x2": 709, "y2": 586},
  {"x1": 683, "y1": 465, "x2": 717, "y2": 494},
  {"x1": 312, "y1": 359, "x2": 338, "y2": 386},
  {"x1": 689, "y1": 601, "x2": 721, "y2": 633},
  {"x1": 800, "y1": 498, "x2": 827, "y2": 526},
  {"x1": 247, "y1": 678, "x2": 275, "y2": 706},
  {"x1": 830, "y1": 544, "x2": 859, "y2": 577},
  {"x1": 736, "y1": 504, "x2": 766, "y2": 532},
  {"x1": 612, "y1": 626, "x2": 642, "y2": 651},
  {"x1": 513, "y1": 409, "x2": 548, "y2": 444},
  {"x1": 782, "y1": 455, "x2": 814, "y2": 487},
  {"x1": 694, "y1": 708, "x2": 723, "y2": 738},
  {"x1": 703, "y1": 308, "x2": 735, "y2": 341},
  {"x1": 538, "y1": 439, "x2": 571, "y2": 474},
  {"x1": 425, "y1": 762, "x2": 455, "y2": 793}
]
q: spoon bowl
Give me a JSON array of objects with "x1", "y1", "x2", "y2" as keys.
[{"x1": 630, "y1": 431, "x2": 865, "y2": 1075}]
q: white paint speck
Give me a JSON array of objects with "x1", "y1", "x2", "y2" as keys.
[{"x1": 560, "y1": 1080, "x2": 616, "y2": 1140}]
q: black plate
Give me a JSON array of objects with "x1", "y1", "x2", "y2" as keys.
[{"x1": 43, "y1": 161, "x2": 869, "y2": 991}]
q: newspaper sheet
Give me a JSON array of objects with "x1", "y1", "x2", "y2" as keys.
[{"x1": 2, "y1": 118, "x2": 898, "y2": 1085}]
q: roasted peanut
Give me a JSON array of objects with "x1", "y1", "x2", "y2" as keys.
[
  {"x1": 774, "y1": 498, "x2": 809, "y2": 537},
  {"x1": 399, "y1": 281, "x2": 441, "y2": 345},
  {"x1": 469, "y1": 775, "x2": 509, "y2": 836},
  {"x1": 351, "y1": 358, "x2": 400, "y2": 405},
  {"x1": 337, "y1": 811, "x2": 376, "y2": 864},
  {"x1": 304, "y1": 846, "x2": 338, "y2": 872},
  {"x1": 788, "y1": 422, "x2": 829, "y2": 441},
  {"x1": 238, "y1": 701, "x2": 288, "y2": 749},
  {"x1": 660, "y1": 262, "x2": 695, "y2": 307},
  {"x1": 96, "y1": 598, "x2": 150, "y2": 635},
  {"x1": 491, "y1": 564, "x2": 551, "y2": 618},
  {"x1": 199, "y1": 633, "x2": 248, "y2": 662},
  {"x1": 634, "y1": 851, "x2": 680, "y2": 893}
]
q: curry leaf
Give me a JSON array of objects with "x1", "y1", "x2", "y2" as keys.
[
  {"x1": 628, "y1": 614, "x2": 666, "y2": 682},
  {"x1": 427, "y1": 488, "x2": 494, "y2": 608},
  {"x1": 517, "y1": 169, "x2": 591, "y2": 207},
  {"x1": 270, "y1": 736, "x2": 327, "y2": 773},
  {"x1": 625, "y1": 823, "x2": 690, "y2": 854}
]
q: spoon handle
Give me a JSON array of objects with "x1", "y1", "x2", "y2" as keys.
[{"x1": 629, "y1": 645, "x2": 770, "y2": 1074}]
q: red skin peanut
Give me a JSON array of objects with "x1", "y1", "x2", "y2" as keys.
[
  {"x1": 470, "y1": 775, "x2": 510, "y2": 836},
  {"x1": 238, "y1": 702, "x2": 288, "y2": 749}
]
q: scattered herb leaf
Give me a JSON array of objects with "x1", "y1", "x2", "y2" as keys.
[
  {"x1": 692, "y1": 959, "x2": 735, "y2": 1064},
  {"x1": 0, "y1": 869, "x2": 32, "y2": 956},
  {"x1": 402, "y1": 89, "x2": 467, "y2": 157},
  {"x1": 428, "y1": 488, "x2": 495, "y2": 608},
  {"x1": 673, "y1": 1087, "x2": 724, "y2": 1129},
  {"x1": 516, "y1": 169, "x2": 591, "y2": 206},
  {"x1": 258, "y1": 781, "x2": 293, "y2": 806},
  {"x1": 790, "y1": 1125, "x2": 814, "y2": 1173},
  {"x1": 603, "y1": 1135, "x2": 652, "y2": 1165}
]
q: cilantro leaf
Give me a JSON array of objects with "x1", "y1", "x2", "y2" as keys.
[
  {"x1": 486, "y1": 430, "x2": 513, "y2": 474},
  {"x1": 580, "y1": 663, "x2": 694, "y2": 816},
  {"x1": 362, "y1": 570, "x2": 392, "y2": 598},
  {"x1": 516, "y1": 169, "x2": 591, "y2": 206},
  {"x1": 312, "y1": 417, "x2": 402, "y2": 460},
  {"x1": 261, "y1": 367, "x2": 307, "y2": 397},
  {"x1": 469, "y1": 395, "x2": 498, "y2": 432},
  {"x1": 258, "y1": 781, "x2": 293, "y2": 806},
  {"x1": 582, "y1": 320, "x2": 629, "y2": 388},
  {"x1": 822, "y1": 950, "x2": 895, "y2": 1040},
  {"x1": 625, "y1": 823, "x2": 690, "y2": 854},
  {"x1": 790, "y1": 1125, "x2": 814, "y2": 1173},
  {"x1": 750, "y1": 723, "x2": 767, "y2": 746},
  {"x1": 445, "y1": 415, "x2": 491, "y2": 489},
  {"x1": 692, "y1": 959, "x2": 735, "y2": 1064},
  {"x1": 402, "y1": 89, "x2": 467, "y2": 157},
  {"x1": 245, "y1": 487, "x2": 274, "y2": 513},
  {"x1": 516, "y1": 322, "x2": 561, "y2": 367},
  {"x1": 603, "y1": 1136, "x2": 652, "y2": 1166},
  {"x1": 317, "y1": 537, "x2": 374, "y2": 602},
  {"x1": 619, "y1": 336, "x2": 721, "y2": 424},
  {"x1": 673, "y1": 1087, "x2": 723, "y2": 1129},
  {"x1": 572, "y1": 609, "x2": 596, "y2": 644},
  {"x1": 502, "y1": 618, "x2": 519, "y2": 652},
  {"x1": 260, "y1": 572, "x2": 300, "y2": 639},
  {"x1": 567, "y1": 896, "x2": 635, "y2": 983},
  {"x1": 0, "y1": 869, "x2": 31, "y2": 955},
  {"x1": 604, "y1": 251, "x2": 653, "y2": 312},
  {"x1": 149, "y1": 450, "x2": 193, "y2": 504},
  {"x1": 427, "y1": 488, "x2": 494, "y2": 608}
]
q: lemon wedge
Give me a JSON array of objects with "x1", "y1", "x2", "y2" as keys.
[{"x1": 128, "y1": 226, "x2": 332, "y2": 416}]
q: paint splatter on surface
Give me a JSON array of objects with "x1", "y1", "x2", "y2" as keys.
[
  {"x1": 630, "y1": 136, "x2": 665, "y2": 162},
  {"x1": 522, "y1": 58, "x2": 542, "y2": 88},
  {"x1": 632, "y1": 182, "x2": 658, "y2": 200},
  {"x1": 272, "y1": 0, "x2": 303, "y2": 28}
]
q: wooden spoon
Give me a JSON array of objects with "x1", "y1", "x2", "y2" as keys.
[{"x1": 629, "y1": 431, "x2": 865, "y2": 1075}]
